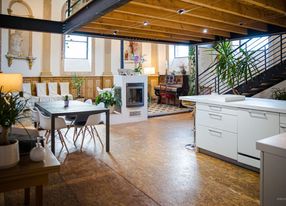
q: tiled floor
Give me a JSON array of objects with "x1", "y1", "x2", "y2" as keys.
[
  {"x1": 5, "y1": 113, "x2": 259, "y2": 206},
  {"x1": 148, "y1": 103, "x2": 191, "y2": 117}
]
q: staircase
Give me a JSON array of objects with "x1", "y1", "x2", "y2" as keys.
[{"x1": 198, "y1": 34, "x2": 286, "y2": 97}]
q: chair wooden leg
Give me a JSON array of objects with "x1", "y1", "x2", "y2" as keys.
[
  {"x1": 74, "y1": 127, "x2": 83, "y2": 145},
  {"x1": 93, "y1": 126, "x2": 104, "y2": 147},
  {"x1": 58, "y1": 130, "x2": 69, "y2": 153},
  {"x1": 80, "y1": 127, "x2": 87, "y2": 152},
  {"x1": 90, "y1": 126, "x2": 96, "y2": 144}
]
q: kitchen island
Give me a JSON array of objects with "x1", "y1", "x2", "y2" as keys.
[{"x1": 180, "y1": 94, "x2": 286, "y2": 169}]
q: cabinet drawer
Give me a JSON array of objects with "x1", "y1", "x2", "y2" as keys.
[
  {"x1": 196, "y1": 110, "x2": 237, "y2": 133},
  {"x1": 197, "y1": 103, "x2": 237, "y2": 116},
  {"x1": 197, "y1": 125, "x2": 237, "y2": 160},
  {"x1": 238, "y1": 110, "x2": 279, "y2": 159}
]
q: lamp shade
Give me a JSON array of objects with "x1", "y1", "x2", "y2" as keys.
[
  {"x1": 143, "y1": 67, "x2": 155, "y2": 75},
  {"x1": 0, "y1": 73, "x2": 23, "y2": 93}
]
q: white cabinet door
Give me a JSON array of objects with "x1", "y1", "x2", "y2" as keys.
[
  {"x1": 238, "y1": 110, "x2": 279, "y2": 159},
  {"x1": 197, "y1": 125, "x2": 237, "y2": 160}
]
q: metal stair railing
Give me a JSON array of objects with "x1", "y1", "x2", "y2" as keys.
[{"x1": 198, "y1": 34, "x2": 286, "y2": 95}]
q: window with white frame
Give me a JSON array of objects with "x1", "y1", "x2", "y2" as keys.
[
  {"x1": 63, "y1": 35, "x2": 92, "y2": 72},
  {"x1": 174, "y1": 45, "x2": 189, "y2": 58},
  {"x1": 64, "y1": 35, "x2": 89, "y2": 59}
]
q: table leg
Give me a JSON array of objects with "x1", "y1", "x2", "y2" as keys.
[
  {"x1": 0, "y1": 193, "x2": 4, "y2": 206},
  {"x1": 24, "y1": 188, "x2": 30, "y2": 205},
  {"x1": 105, "y1": 110, "x2": 110, "y2": 152},
  {"x1": 35, "y1": 185, "x2": 43, "y2": 206},
  {"x1": 51, "y1": 115, "x2": 55, "y2": 154}
]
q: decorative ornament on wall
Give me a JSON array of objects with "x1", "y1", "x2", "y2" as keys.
[{"x1": 5, "y1": 0, "x2": 36, "y2": 70}]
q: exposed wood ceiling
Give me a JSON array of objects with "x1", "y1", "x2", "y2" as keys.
[{"x1": 78, "y1": 0, "x2": 286, "y2": 44}]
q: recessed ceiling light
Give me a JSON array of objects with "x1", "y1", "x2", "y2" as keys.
[
  {"x1": 239, "y1": 22, "x2": 244, "y2": 26},
  {"x1": 143, "y1": 21, "x2": 149, "y2": 26},
  {"x1": 177, "y1": 9, "x2": 186, "y2": 15},
  {"x1": 113, "y1": 31, "x2": 118, "y2": 35},
  {"x1": 203, "y1": 28, "x2": 208, "y2": 33}
]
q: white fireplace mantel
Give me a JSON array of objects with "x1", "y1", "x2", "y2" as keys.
[{"x1": 111, "y1": 75, "x2": 148, "y2": 124}]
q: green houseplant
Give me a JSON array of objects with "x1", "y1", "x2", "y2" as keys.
[
  {"x1": 188, "y1": 45, "x2": 196, "y2": 95},
  {"x1": 0, "y1": 87, "x2": 27, "y2": 168},
  {"x1": 212, "y1": 40, "x2": 257, "y2": 94},
  {"x1": 95, "y1": 89, "x2": 121, "y2": 113},
  {"x1": 272, "y1": 88, "x2": 286, "y2": 100},
  {"x1": 71, "y1": 74, "x2": 84, "y2": 97}
]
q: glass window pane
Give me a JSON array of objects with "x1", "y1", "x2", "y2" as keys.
[
  {"x1": 65, "y1": 41, "x2": 87, "y2": 59},
  {"x1": 247, "y1": 37, "x2": 268, "y2": 51},
  {"x1": 66, "y1": 35, "x2": 87, "y2": 42},
  {"x1": 175, "y1": 45, "x2": 189, "y2": 58}
]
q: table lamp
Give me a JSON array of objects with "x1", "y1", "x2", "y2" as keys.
[
  {"x1": 0, "y1": 73, "x2": 23, "y2": 93},
  {"x1": 143, "y1": 67, "x2": 155, "y2": 75}
]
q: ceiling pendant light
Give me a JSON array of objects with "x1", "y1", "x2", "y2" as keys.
[
  {"x1": 143, "y1": 21, "x2": 149, "y2": 26},
  {"x1": 177, "y1": 9, "x2": 186, "y2": 15}
]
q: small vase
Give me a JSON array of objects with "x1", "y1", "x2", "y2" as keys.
[
  {"x1": 30, "y1": 138, "x2": 46, "y2": 162},
  {"x1": 64, "y1": 100, "x2": 69, "y2": 107}
]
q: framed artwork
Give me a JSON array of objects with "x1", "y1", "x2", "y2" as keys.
[{"x1": 124, "y1": 41, "x2": 142, "y2": 61}]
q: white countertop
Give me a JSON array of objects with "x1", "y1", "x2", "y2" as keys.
[
  {"x1": 179, "y1": 94, "x2": 286, "y2": 113},
  {"x1": 257, "y1": 133, "x2": 286, "y2": 158}
]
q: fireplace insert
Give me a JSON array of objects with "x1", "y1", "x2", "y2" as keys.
[{"x1": 126, "y1": 83, "x2": 144, "y2": 107}]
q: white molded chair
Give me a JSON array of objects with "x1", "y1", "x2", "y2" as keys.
[
  {"x1": 73, "y1": 103, "x2": 105, "y2": 151},
  {"x1": 59, "y1": 82, "x2": 73, "y2": 100},
  {"x1": 22, "y1": 83, "x2": 40, "y2": 108},
  {"x1": 31, "y1": 107, "x2": 40, "y2": 129},
  {"x1": 48, "y1": 82, "x2": 63, "y2": 101},
  {"x1": 36, "y1": 107, "x2": 69, "y2": 153},
  {"x1": 36, "y1": 83, "x2": 50, "y2": 102},
  {"x1": 84, "y1": 99, "x2": 93, "y2": 105}
]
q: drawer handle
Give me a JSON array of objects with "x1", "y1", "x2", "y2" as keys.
[
  {"x1": 209, "y1": 105, "x2": 222, "y2": 112},
  {"x1": 208, "y1": 129, "x2": 222, "y2": 137},
  {"x1": 280, "y1": 123, "x2": 286, "y2": 129},
  {"x1": 209, "y1": 113, "x2": 222, "y2": 120},
  {"x1": 249, "y1": 111, "x2": 267, "y2": 119}
]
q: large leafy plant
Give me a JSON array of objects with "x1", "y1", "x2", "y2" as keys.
[
  {"x1": 213, "y1": 40, "x2": 257, "y2": 94},
  {"x1": 188, "y1": 45, "x2": 196, "y2": 95},
  {"x1": 0, "y1": 87, "x2": 27, "y2": 145},
  {"x1": 95, "y1": 89, "x2": 121, "y2": 108}
]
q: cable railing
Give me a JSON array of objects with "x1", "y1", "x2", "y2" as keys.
[{"x1": 198, "y1": 34, "x2": 286, "y2": 95}]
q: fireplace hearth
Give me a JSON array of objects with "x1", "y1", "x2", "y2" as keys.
[{"x1": 126, "y1": 83, "x2": 144, "y2": 107}]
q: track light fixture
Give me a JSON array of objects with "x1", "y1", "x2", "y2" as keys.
[{"x1": 177, "y1": 9, "x2": 186, "y2": 15}]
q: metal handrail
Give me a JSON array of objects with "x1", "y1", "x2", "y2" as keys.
[{"x1": 198, "y1": 34, "x2": 285, "y2": 94}]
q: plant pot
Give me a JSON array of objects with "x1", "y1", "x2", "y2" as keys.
[
  {"x1": 108, "y1": 105, "x2": 115, "y2": 114},
  {"x1": 0, "y1": 140, "x2": 20, "y2": 169}
]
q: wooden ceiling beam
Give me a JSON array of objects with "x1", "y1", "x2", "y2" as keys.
[
  {"x1": 103, "y1": 11, "x2": 231, "y2": 37},
  {"x1": 181, "y1": 0, "x2": 286, "y2": 28},
  {"x1": 132, "y1": 0, "x2": 267, "y2": 32},
  {"x1": 240, "y1": 0, "x2": 286, "y2": 15},
  {"x1": 82, "y1": 24, "x2": 202, "y2": 42},
  {"x1": 79, "y1": 27, "x2": 191, "y2": 43},
  {"x1": 116, "y1": 4, "x2": 248, "y2": 34},
  {"x1": 89, "y1": 18, "x2": 215, "y2": 39}
]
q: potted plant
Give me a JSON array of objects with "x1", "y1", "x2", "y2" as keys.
[
  {"x1": 71, "y1": 74, "x2": 84, "y2": 98},
  {"x1": 95, "y1": 89, "x2": 121, "y2": 113},
  {"x1": 272, "y1": 88, "x2": 286, "y2": 100},
  {"x1": 64, "y1": 95, "x2": 69, "y2": 107},
  {"x1": 0, "y1": 87, "x2": 27, "y2": 169},
  {"x1": 188, "y1": 45, "x2": 196, "y2": 95},
  {"x1": 212, "y1": 40, "x2": 257, "y2": 94}
]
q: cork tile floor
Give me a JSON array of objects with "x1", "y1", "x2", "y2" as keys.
[{"x1": 5, "y1": 113, "x2": 259, "y2": 206}]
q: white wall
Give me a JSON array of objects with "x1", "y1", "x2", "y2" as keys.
[
  {"x1": 111, "y1": 39, "x2": 121, "y2": 75},
  {"x1": 157, "y1": 44, "x2": 167, "y2": 75},
  {"x1": 1, "y1": 0, "x2": 44, "y2": 76}
]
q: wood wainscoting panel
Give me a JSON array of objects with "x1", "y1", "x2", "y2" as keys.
[{"x1": 102, "y1": 76, "x2": 114, "y2": 88}]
